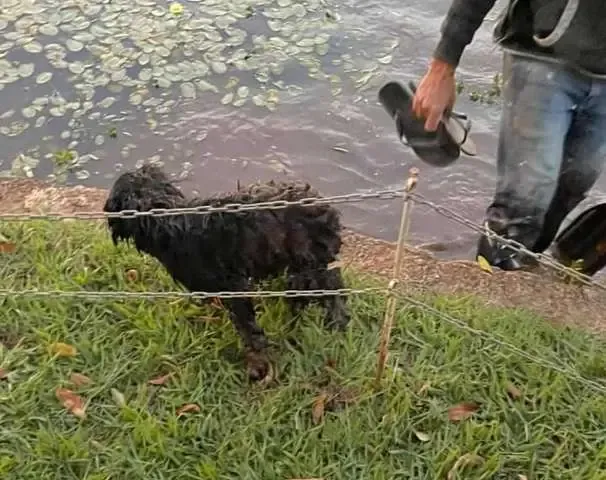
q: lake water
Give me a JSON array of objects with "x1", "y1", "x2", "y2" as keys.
[{"x1": 0, "y1": 0, "x2": 604, "y2": 260}]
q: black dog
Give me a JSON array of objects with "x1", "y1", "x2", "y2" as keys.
[{"x1": 103, "y1": 164, "x2": 350, "y2": 380}]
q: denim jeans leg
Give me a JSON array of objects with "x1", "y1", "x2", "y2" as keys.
[
  {"x1": 483, "y1": 53, "x2": 584, "y2": 264},
  {"x1": 534, "y1": 80, "x2": 606, "y2": 253}
]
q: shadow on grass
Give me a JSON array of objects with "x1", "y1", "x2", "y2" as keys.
[{"x1": 1, "y1": 220, "x2": 606, "y2": 478}]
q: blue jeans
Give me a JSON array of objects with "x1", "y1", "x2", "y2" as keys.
[{"x1": 486, "y1": 53, "x2": 606, "y2": 254}]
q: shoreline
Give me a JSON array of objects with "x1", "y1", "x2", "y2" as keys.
[{"x1": 1, "y1": 177, "x2": 605, "y2": 334}]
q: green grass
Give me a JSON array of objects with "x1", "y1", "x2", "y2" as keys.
[{"x1": 1, "y1": 220, "x2": 606, "y2": 479}]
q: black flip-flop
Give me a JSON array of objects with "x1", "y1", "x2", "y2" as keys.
[
  {"x1": 552, "y1": 202, "x2": 606, "y2": 276},
  {"x1": 378, "y1": 80, "x2": 477, "y2": 167}
]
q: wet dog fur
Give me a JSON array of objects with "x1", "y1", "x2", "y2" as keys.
[{"x1": 103, "y1": 164, "x2": 350, "y2": 380}]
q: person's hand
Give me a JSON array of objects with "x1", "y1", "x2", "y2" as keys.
[{"x1": 412, "y1": 59, "x2": 457, "y2": 131}]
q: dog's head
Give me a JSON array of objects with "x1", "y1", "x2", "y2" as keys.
[{"x1": 104, "y1": 164, "x2": 186, "y2": 245}]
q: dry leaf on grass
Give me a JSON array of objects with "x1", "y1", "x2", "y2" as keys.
[
  {"x1": 148, "y1": 373, "x2": 171, "y2": 386},
  {"x1": 311, "y1": 392, "x2": 329, "y2": 425},
  {"x1": 177, "y1": 403, "x2": 200, "y2": 417},
  {"x1": 506, "y1": 382, "x2": 523, "y2": 400},
  {"x1": 55, "y1": 388, "x2": 86, "y2": 419},
  {"x1": 324, "y1": 357, "x2": 337, "y2": 370},
  {"x1": 125, "y1": 269, "x2": 139, "y2": 282},
  {"x1": 413, "y1": 430, "x2": 430, "y2": 442},
  {"x1": 448, "y1": 402, "x2": 480, "y2": 422},
  {"x1": 0, "y1": 242, "x2": 16, "y2": 253},
  {"x1": 0, "y1": 368, "x2": 8, "y2": 380},
  {"x1": 418, "y1": 382, "x2": 431, "y2": 395},
  {"x1": 69, "y1": 373, "x2": 92, "y2": 387},
  {"x1": 447, "y1": 453, "x2": 484, "y2": 479},
  {"x1": 111, "y1": 388, "x2": 126, "y2": 407},
  {"x1": 49, "y1": 342, "x2": 78, "y2": 357}
]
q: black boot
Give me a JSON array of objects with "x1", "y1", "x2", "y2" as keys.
[{"x1": 476, "y1": 221, "x2": 538, "y2": 271}]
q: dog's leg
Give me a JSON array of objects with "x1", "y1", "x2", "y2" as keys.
[
  {"x1": 286, "y1": 266, "x2": 350, "y2": 331},
  {"x1": 319, "y1": 266, "x2": 350, "y2": 331},
  {"x1": 223, "y1": 298, "x2": 270, "y2": 381}
]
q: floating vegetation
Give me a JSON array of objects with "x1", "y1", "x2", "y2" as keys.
[
  {"x1": 0, "y1": 0, "x2": 396, "y2": 182},
  {"x1": 462, "y1": 73, "x2": 504, "y2": 104}
]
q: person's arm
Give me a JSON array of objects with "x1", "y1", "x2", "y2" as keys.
[{"x1": 433, "y1": 0, "x2": 498, "y2": 68}]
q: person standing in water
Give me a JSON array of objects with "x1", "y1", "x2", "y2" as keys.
[{"x1": 412, "y1": 0, "x2": 606, "y2": 270}]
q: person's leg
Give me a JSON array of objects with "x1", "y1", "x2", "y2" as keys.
[
  {"x1": 478, "y1": 53, "x2": 588, "y2": 269},
  {"x1": 533, "y1": 80, "x2": 606, "y2": 254}
]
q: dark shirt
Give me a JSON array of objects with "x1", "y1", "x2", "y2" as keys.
[{"x1": 434, "y1": 0, "x2": 606, "y2": 77}]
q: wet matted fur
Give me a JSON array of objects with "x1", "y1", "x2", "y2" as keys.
[{"x1": 103, "y1": 164, "x2": 350, "y2": 380}]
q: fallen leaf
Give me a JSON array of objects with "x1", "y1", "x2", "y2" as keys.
[
  {"x1": 413, "y1": 430, "x2": 430, "y2": 442},
  {"x1": 169, "y1": 2, "x2": 184, "y2": 15},
  {"x1": 448, "y1": 402, "x2": 480, "y2": 422},
  {"x1": 506, "y1": 382, "x2": 523, "y2": 400},
  {"x1": 55, "y1": 387, "x2": 86, "y2": 419},
  {"x1": 0, "y1": 242, "x2": 16, "y2": 253},
  {"x1": 311, "y1": 392, "x2": 328, "y2": 425},
  {"x1": 177, "y1": 403, "x2": 201, "y2": 417},
  {"x1": 125, "y1": 269, "x2": 139, "y2": 282},
  {"x1": 0, "y1": 368, "x2": 8, "y2": 380},
  {"x1": 447, "y1": 453, "x2": 484, "y2": 480},
  {"x1": 69, "y1": 373, "x2": 92, "y2": 387},
  {"x1": 49, "y1": 342, "x2": 78, "y2": 357},
  {"x1": 148, "y1": 373, "x2": 171, "y2": 386},
  {"x1": 111, "y1": 388, "x2": 126, "y2": 407},
  {"x1": 418, "y1": 382, "x2": 431, "y2": 395},
  {"x1": 476, "y1": 255, "x2": 493, "y2": 273},
  {"x1": 324, "y1": 358, "x2": 337, "y2": 370}
]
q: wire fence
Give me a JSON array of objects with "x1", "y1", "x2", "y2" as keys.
[{"x1": 1, "y1": 168, "x2": 604, "y2": 392}]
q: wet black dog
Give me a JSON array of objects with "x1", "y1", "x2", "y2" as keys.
[{"x1": 103, "y1": 164, "x2": 350, "y2": 380}]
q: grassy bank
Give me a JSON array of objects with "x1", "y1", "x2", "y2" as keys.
[{"x1": 1, "y1": 220, "x2": 606, "y2": 479}]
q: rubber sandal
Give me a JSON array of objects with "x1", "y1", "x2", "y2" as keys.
[
  {"x1": 551, "y1": 203, "x2": 606, "y2": 276},
  {"x1": 378, "y1": 80, "x2": 477, "y2": 167}
]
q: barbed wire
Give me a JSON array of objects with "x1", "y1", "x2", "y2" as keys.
[
  {"x1": 0, "y1": 286, "x2": 385, "y2": 300},
  {"x1": 0, "y1": 188, "x2": 406, "y2": 220},
  {"x1": 396, "y1": 291, "x2": 606, "y2": 395},
  {"x1": 409, "y1": 192, "x2": 606, "y2": 290}
]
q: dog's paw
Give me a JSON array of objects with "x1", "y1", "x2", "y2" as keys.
[
  {"x1": 326, "y1": 309, "x2": 351, "y2": 331},
  {"x1": 244, "y1": 349, "x2": 272, "y2": 383}
]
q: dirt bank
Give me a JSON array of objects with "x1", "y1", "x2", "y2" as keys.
[{"x1": 1, "y1": 177, "x2": 605, "y2": 333}]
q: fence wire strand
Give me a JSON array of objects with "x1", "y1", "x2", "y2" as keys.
[
  {"x1": 0, "y1": 287, "x2": 385, "y2": 300},
  {"x1": 0, "y1": 188, "x2": 406, "y2": 220},
  {"x1": 410, "y1": 192, "x2": 606, "y2": 290},
  {"x1": 396, "y1": 292, "x2": 606, "y2": 395},
  {"x1": 1, "y1": 180, "x2": 605, "y2": 391}
]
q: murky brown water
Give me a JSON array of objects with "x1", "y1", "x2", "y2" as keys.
[{"x1": 1, "y1": 0, "x2": 604, "y2": 261}]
